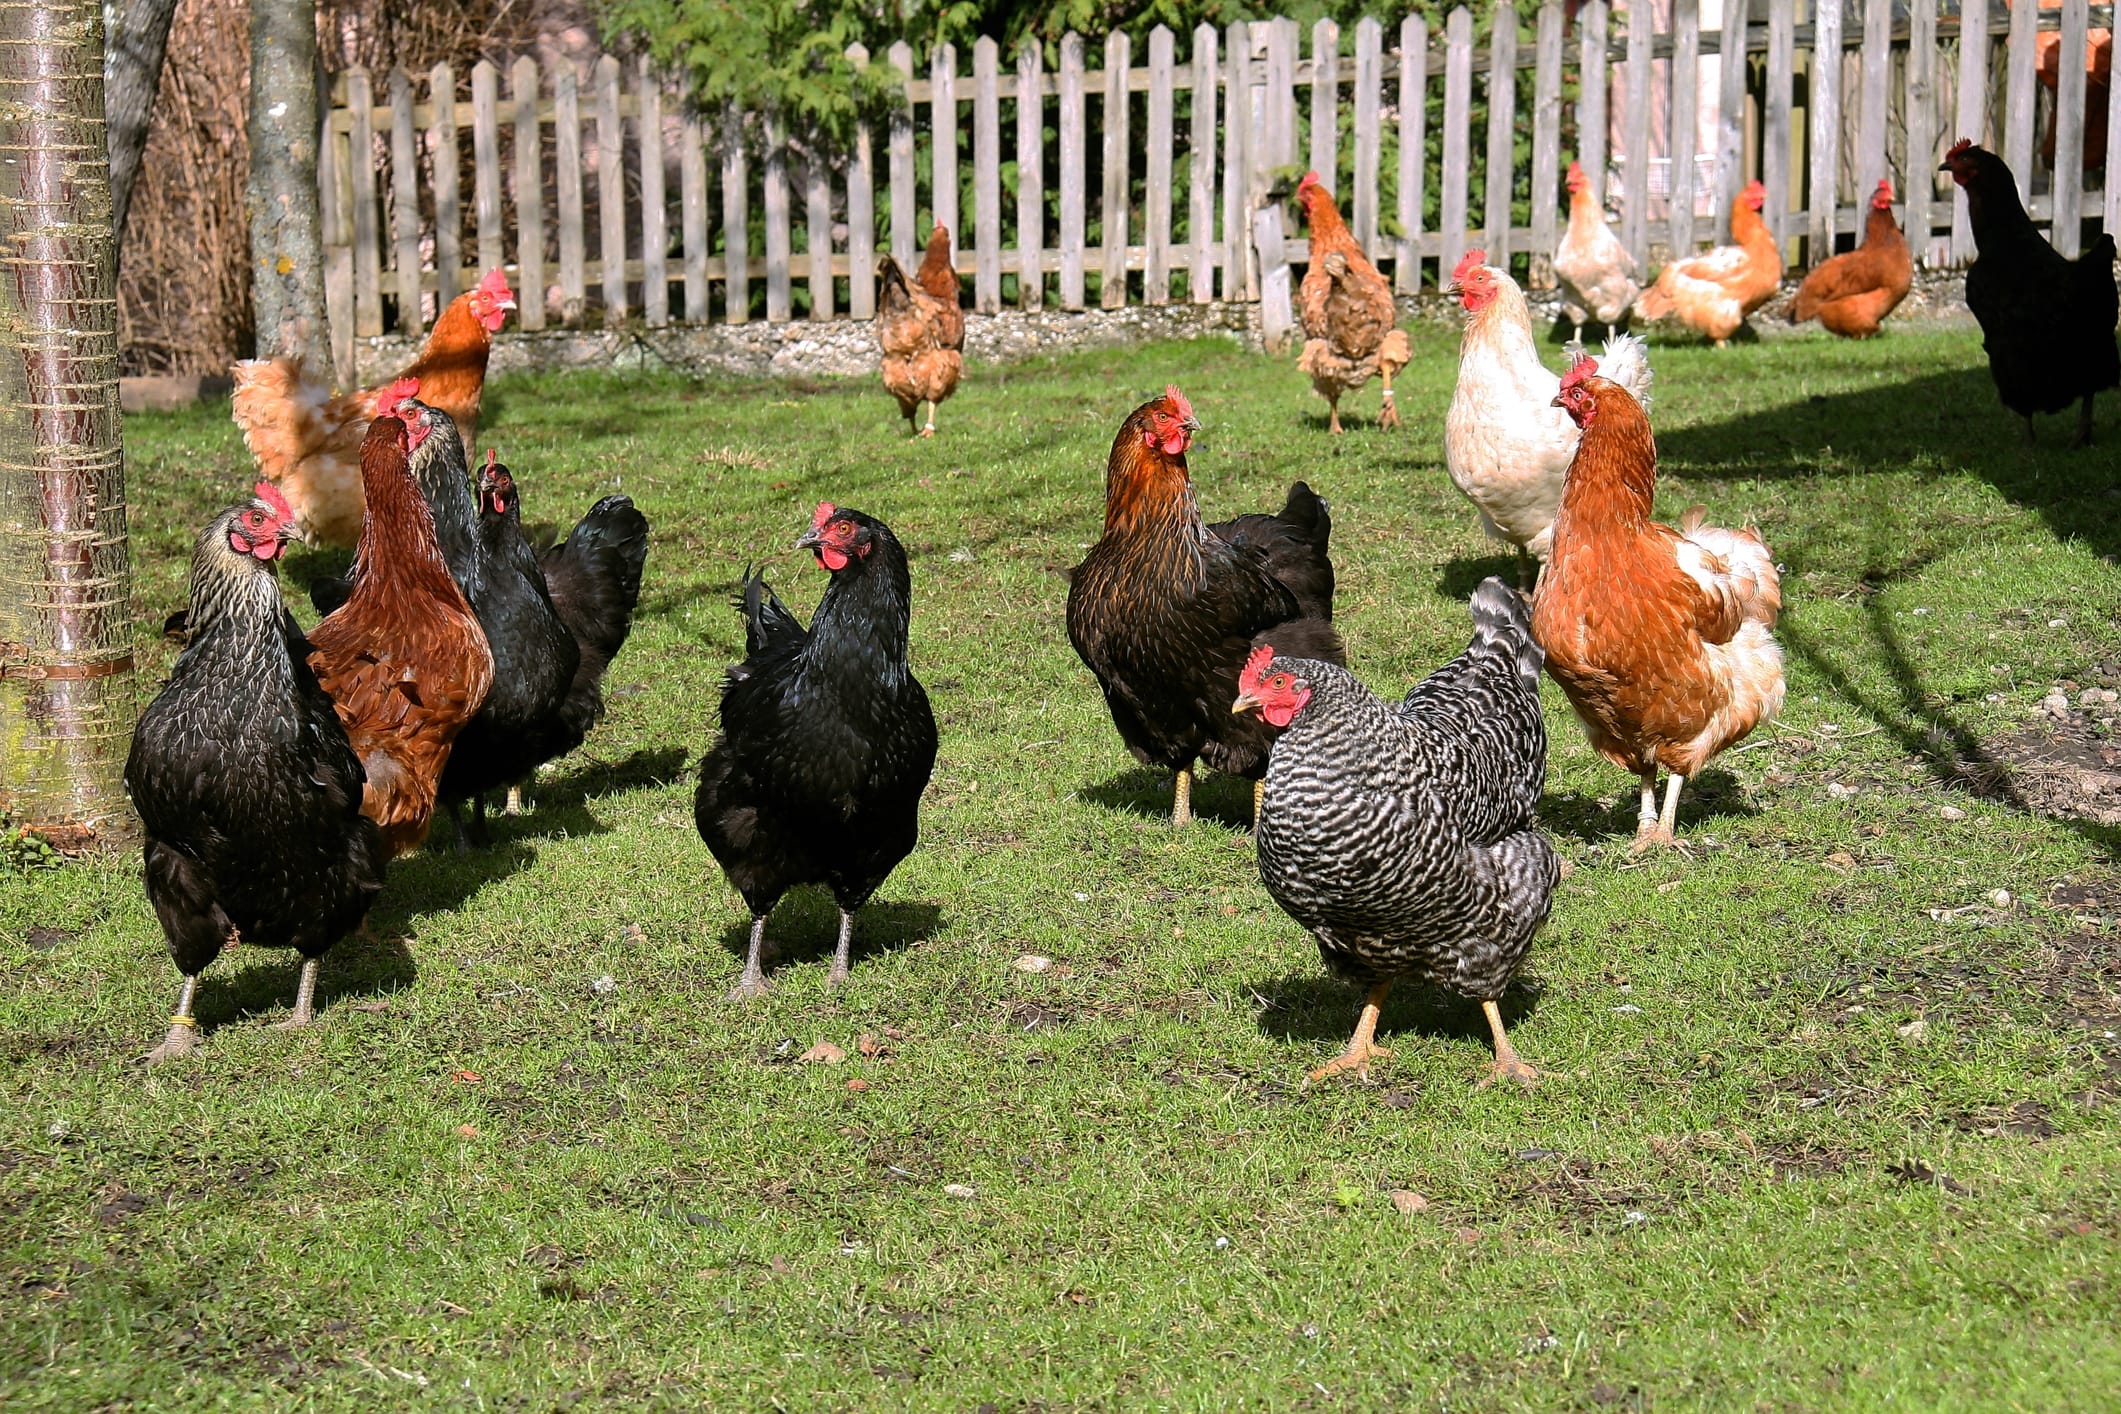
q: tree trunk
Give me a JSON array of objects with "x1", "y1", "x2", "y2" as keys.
[
  {"x1": 246, "y1": 0, "x2": 327, "y2": 361},
  {"x1": 104, "y1": 0, "x2": 180, "y2": 246},
  {"x1": 0, "y1": 0, "x2": 137, "y2": 850}
]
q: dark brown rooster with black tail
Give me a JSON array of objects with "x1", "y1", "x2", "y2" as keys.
[
  {"x1": 125, "y1": 483, "x2": 386, "y2": 1063},
  {"x1": 695, "y1": 503, "x2": 938, "y2": 998},
  {"x1": 1237, "y1": 579, "x2": 1555, "y2": 1088},
  {"x1": 1066, "y1": 385, "x2": 1344, "y2": 826}
]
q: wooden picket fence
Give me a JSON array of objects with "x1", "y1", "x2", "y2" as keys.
[{"x1": 318, "y1": 0, "x2": 2121, "y2": 351}]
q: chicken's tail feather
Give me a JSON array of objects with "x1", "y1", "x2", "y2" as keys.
[
  {"x1": 1591, "y1": 331, "x2": 1654, "y2": 410},
  {"x1": 1633, "y1": 278, "x2": 1674, "y2": 321},
  {"x1": 1468, "y1": 576, "x2": 1544, "y2": 693},
  {"x1": 1276, "y1": 480, "x2": 1333, "y2": 550},
  {"x1": 736, "y1": 566, "x2": 806, "y2": 660},
  {"x1": 230, "y1": 355, "x2": 332, "y2": 479},
  {"x1": 562, "y1": 495, "x2": 652, "y2": 606}
]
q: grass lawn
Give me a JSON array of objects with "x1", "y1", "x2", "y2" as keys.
[{"x1": 5, "y1": 321, "x2": 2120, "y2": 1409}]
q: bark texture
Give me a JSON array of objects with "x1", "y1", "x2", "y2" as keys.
[
  {"x1": 0, "y1": 0, "x2": 137, "y2": 847},
  {"x1": 104, "y1": 0, "x2": 180, "y2": 244},
  {"x1": 245, "y1": 0, "x2": 327, "y2": 360}
]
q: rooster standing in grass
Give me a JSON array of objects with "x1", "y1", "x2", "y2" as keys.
[
  {"x1": 1067, "y1": 386, "x2": 1342, "y2": 826},
  {"x1": 126, "y1": 484, "x2": 385, "y2": 1063},
  {"x1": 696, "y1": 504, "x2": 937, "y2": 997},
  {"x1": 1238, "y1": 580, "x2": 1556, "y2": 1087},
  {"x1": 1534, "y1": 359, "x2": 1785, "y2": 851}
]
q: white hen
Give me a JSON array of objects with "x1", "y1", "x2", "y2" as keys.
[{"x1": 1443, "y1": 249, "x2": 1654, "y2": 585}]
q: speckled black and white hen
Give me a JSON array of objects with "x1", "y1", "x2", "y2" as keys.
[{"x1": 1236, "y1": 578, "x2": 1557, "y2": 1087}]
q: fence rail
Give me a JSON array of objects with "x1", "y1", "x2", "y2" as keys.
[{"x1": 318, "y1": 0, "x2": 2121, "y2": 358}]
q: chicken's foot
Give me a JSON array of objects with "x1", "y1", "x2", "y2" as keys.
[
  {"x1": 1326, "y1": 397, "x2": 1345, "y2": 436},
  {"x1": 142, "y1": 975, "x2": 203, "y2": 1065},
  {"x1": 1476, "y1": 998, "x2": 1539, "y2": 1089},
  {"x1": 827, "y1": 908, "x2": 856, "y2": 988},
  {"x1": 1252, "y1": 777, "x2": 1266, "y2": 828},
  {"x1": 920, "y1": 401, "x2": 937, "y2": 438},
  {"x1": 273, "y1": 957, "x2": 321, "y2": 1030},
  {"x1": 505, "y1": 784, "x2": 525, "y2": 816},
  {"x1": 1172, "y1": 766, "x2": 1194, "y2": 827},
  {"x1": 1630, "y1": 772, "x2": 1686, "y2": 853},
  {"x1": 1307, "y1": 981, "x2": 1395, "y2": 1082},
  {"x1": 1377, "y1": 386, "x2": 1401, "y2": 431},
  {"x1": 729, "y1": 914, "x2": 772, "y2": 1000}
]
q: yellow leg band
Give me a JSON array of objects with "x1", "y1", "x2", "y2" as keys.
[{"x1": 168, "y1": 1014, "x2": 199, "y2": 1029}]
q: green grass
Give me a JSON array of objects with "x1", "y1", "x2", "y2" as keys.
[{"x1": 5, "y1": 324, "x2": 2120, "y2": 1409}]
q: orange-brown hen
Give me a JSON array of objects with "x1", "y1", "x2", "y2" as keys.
[
  {"x1": 232, "y1": 269, "x2": 516, "y2": 547},
  {"x1": 1635, "y1": 181, "x2": 1783, "y2": 346},
  {"x1": 1294, "y1": 171, "x2": 1411, "y2": 433},
  {"x1": 1533, "y1": 360, "x2": 1785, "y2": 851},
  {"x1": 876, "y1": 235, "x2": 963, "y2": 437},
  {"x1": 1790, "y1": 180, "x2": 1912, "y2": 338},
  {"x1": 306, "y1": 389, "x2": 495, "y2": 858}
]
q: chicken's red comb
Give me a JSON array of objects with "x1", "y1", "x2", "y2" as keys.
[
  {"x1": 1947, "y1": 137, "x2": 1973, "y2": 160},
  {"x1": 1741, "y1": 179, "x2": 1767, "y2": 197},
  {"x1": 252, "y1": 479, "x2": 293, "y2": 521},
  {"x1": 376, "y1": 377, "x2": 420, "y2": 416},
  {"x1": 812, "y1": 501, "x2": 837, "y2": 531},
  {"x1": 1452, "y1": 249, "x2": 1488, "y2": 283},
  {"x1": 1559, "y1": 355, "x2": 1601, "y2": 392},
  {"x1": 1238, "y1": 644, "x2": 1275, "y2": 697},
  {"x1": 478, "y1": 267, "x2": 514, "y2": 299},
  {"x1": 1163, "y1": 384, "x2": 1194, "y2": 423},
  {"x1": 1566, "y1": 160, "x2": 1584, "y2": 179},
  {"x1": 1297, "y1": 169, "x2": 1322, "y2": 191},
  {"x1": 486, "y1": 448, "x2": 497, "y2": 471}
]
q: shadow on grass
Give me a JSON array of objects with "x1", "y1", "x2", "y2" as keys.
[
  {"x1": 1080, "y1": 765, "x2": 1256, "y2": 832},
  {"x1": 1540, "y1": 766, "x2": 1757, "y2": 845},
  {"x1": 191, "y1": 929, "x2": 418, "y2": 1032},
  {"x1": 712, "y1": 893, "x2": 944, "y2": 977},
  {"x1": 1249, "y1": 970, "x2": 1542, "y2": 1049},
  {"x1": 1436, "y1": 550, "x2": 1530, "y2": 602}
]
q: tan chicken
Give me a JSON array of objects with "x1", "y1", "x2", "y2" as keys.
[
  {"x1": 1294, "y1": 171, "x2": 1411, "y2": 433},
  {"x1": 875, "y1": 248, "x2": 963, "y2": 437},
  {"x1": 231, "y1": 268, "x2": 515, "y2": 547},
  {"x1": 1789, "y1": 180, "x2": 1913, "y2": 339},
  {"x1": 914, "y1": 223, "x2": 965, "y2": 355},
  {"x1": 1634, "y1": 181, "x2": 1783, "y2": 346},
  {"x1": 1534, "y1": 360, "x2": 1785, "y2": 851},
  {"x1": 1552, "y1": 160, "x2": 1641, "y2": 341}
]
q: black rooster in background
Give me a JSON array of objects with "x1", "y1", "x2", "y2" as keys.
[
  {"x1": 125, "y1": 483, "x2": 386, "y2": 1063},
  {"x1": 1942, "y1": 138, "x2": 2121, "y2": 446},
  {"x1": 695, "y1": 503, "x2": 938, "y2": 998}
]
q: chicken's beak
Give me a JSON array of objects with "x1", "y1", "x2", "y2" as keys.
[
  {"x1": 1231, "y1": 693, "x2": 1260, "y2": 716},
  {"x1": 1184, "y1": 413, "x2": 1202, "y2": 434},
  {"x1": 1550, "y1": 395, "x2": 1565, "y2": 409},
  {"x1": 793, "y1": 526, "x2": 824, "y2": 552}
]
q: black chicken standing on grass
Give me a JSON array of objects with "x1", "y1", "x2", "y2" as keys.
[
  {"x1": 125, "y1": 483, "x2": 386, "y2": 1063},
  {"x1": 1236, "y1": 579, "x2": 1557, "y2": 1087},
  {"x1": 1941, "y1": 138, "x2": 2121, "y2": 447},
  {"x1": 696, "y1": 504, "x2": 938, "y2": 998}
]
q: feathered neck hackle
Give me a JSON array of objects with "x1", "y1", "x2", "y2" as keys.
[
  {"x1": 400, "y1": 395, "x2": 484, "y2": 594},
  {"x1": 915, "y1": 225, "x2": 956, "y2": 299},
  {"x1": 185, "y1": 505, "x2": 284, "y2": 641},
  {"x1": 1465, "y1": 264, "x2": 1536, "y2": 339},
  {"x1": 1300, "y1": 179, "x2": 1355, "y2": 251},
  {"x1": 810, "y1": 517, "x2": 916, "y2": 688},
  {"x1": 1100, "y1": 396, "x2": 1200, "y2": 539},
  {"x1": 345, "y1": 415, "x2": 466, "y2": 609},
  {"x1": 1558, "y1": 377, "x2": 1659, "y2": 526}
]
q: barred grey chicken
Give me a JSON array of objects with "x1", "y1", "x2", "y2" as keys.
[{"x1": 1235, "y1": 578, "x2": 1557, "y2": 1087}]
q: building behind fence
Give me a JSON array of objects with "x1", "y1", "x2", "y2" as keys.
[{"x1": 317, "y1": 0, "x2": 2121, "y2": 373}]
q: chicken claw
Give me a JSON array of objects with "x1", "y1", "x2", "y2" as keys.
[
  {"x1": 1377, "y1": 390, "x2": 1401, "y2": 431},
  {"x1": 729, "y1": 915, "x2": 773, "y2": 1000},
  {"x1": 141, "y1": 976, "x2": 202, "y2": 1065},
  {"x1": 1476, "y1": 998, "x2": 1538, "y2": 1090},
  {"x1": 1307, "y1": 982, "x2": 1395, "y2": 1083},
  {"x1": 271, "y1": 957, "x2": 321, "y2": 1030}
]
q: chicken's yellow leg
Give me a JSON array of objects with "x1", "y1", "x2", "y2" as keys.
[
  {"x1": 1252, "y1": 778, "x2": 1266, "y2": 827},
  {"x1": 1476, "y1": 998, "x2": 1538, "y2": 1089},
  {"x1": 1172, "y1": 766, "x2": 1194, "y2": 827},
  {"x1": 1377, "y1": 383, "x2": 1400, "y2": 431},
  {"x1": 1307, "y1": 982, "x2": 1396, "y2": 1082}
]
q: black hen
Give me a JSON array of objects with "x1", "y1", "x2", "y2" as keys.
[
  {"x1": 1066, "y1": 384, "x2": 1344, "y2": 826},
  {"x1": 695, "y1": 503, "x2": 938, "y2": 997},
  {"x1": 124, "y1": 484, "x2": 386, "y2": 1063},
  {"x1": 1239, "y1": 579, "x2": 1555, "y2": 1087},
  {"x1": 1942, "y1": 138, "x2": 2120, "y2": 446}
]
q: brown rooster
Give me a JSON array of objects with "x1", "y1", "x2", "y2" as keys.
[
  {"x1": 876, "y1": 241, "x2": 963, "y2": 438},
  {"x1": 1534, "y1": 360, "x2": 1785, "y2": 851},
  {"x1": 1790, "y1": 180, "x2": 1912, "y2": 338},
  {"x1": 1066, "y1": 386, "x2": 1343, "y2": 826},
  {"x1": 307, "y1": 383, "x2": 495, "y2": 858},
  {"x1": 1635, "y1": 181, "x2": 1782, "y2": 346},
  {"x1": 1294, "y1": 171, "x2": 1411, "y2": 433},
  {"x1": 232, "y1": 268, "x2": 515, "y2": 547}
]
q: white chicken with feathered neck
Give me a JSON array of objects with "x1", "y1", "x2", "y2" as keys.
[{"x1": 1444, "y1": 248, "x2": 1654, "y2": 588}]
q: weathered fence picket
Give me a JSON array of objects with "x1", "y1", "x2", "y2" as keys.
[{"x1": 317, "y1": 3, "x2": 2121, "y2": 347}]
